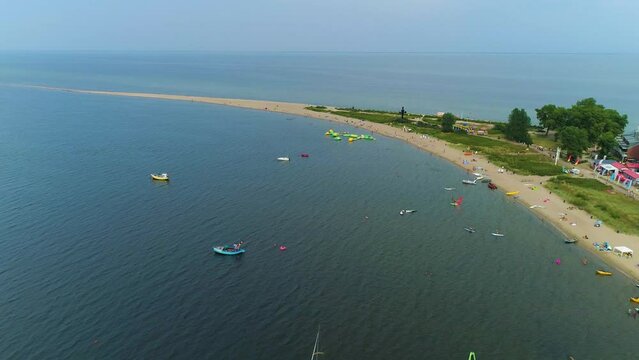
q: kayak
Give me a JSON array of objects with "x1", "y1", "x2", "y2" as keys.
[
  {"x1": 630, "y1": 297, "x2": 639, "y2": 304},
  {"x1": 212, "y1": 246, "x2": 246, "y2": 255},
  {"x1": 596, "y1": 270, "x2": 612, "y2": 276},
  {"x1": 491, "y1": 233, "x2": 505, "y2": 237},
  {"x1": 277, "y1": 157, "x2": 290, "y2": 161},
  {"x1": 506, "y1": 191, "x2": 519, "y2": 196}
]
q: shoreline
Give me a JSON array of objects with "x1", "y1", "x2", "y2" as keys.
[{"x1": 31, "y1": 85, "x2": 639, "y2": 282}]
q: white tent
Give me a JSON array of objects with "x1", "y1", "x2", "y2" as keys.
[{"x1": 613, "y1": 246, "x2": 633, "y2": 257}]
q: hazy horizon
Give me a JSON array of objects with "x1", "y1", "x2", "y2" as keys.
[{"x1": 2, "y1": 0, "x2": 638, "y2": 53}]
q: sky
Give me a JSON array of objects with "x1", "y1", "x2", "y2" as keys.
[{"x1": 1, "y1": 0, "x2": 638, "y2": 53}]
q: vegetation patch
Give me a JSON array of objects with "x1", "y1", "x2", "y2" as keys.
[{"x1": 545, "y1": 176, "x2": 639, "y2": 235}]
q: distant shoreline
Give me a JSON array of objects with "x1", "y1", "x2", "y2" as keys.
[{"x1": 32, "y1": 85, "x2": 639, "y2": 282}]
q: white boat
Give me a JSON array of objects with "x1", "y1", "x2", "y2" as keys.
[
  {"x1": 462, "y1": 179, "x2": 477, "y2": 185},
  {"x1": 277, "y1": 157, "x2": 290, "y2": 161},
  {"x1": 444, "y1": 187, "x2": 455, "y2": 191},
  {"x1": 491, "y1": 232, "x2": 505, "y2": 237},
  {"x1": 399, "y1": 209, "x2": 417, "y2": 215},
  {"x1": 310, "y1": 326, "x2": 324, "y2": 360},
  {"x1": 464, "y1": 227, "x2": 476, "y2": 233},
  {"x1": 473, "y1": 173, "x2": 483, "y2": 177}
]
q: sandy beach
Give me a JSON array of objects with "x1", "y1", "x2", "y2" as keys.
[{"x1": 38, "y1": 86, "x2": 639, "y2": 282}]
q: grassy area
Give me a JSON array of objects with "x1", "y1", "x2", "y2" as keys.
[
  {"x1": 306, "y1": 106, "x2": 407, "y2": 123},
  {"x1": 306, "y1": 105, "x2": 563, "y2": 176},
  {"x1": 530, "y1": 133, "x2": 558, "y2": 149},
  {"x1": 306, "y1": 105, "x2": 329, "y2": 112},
  {"x1": 413, "y1": 127, "x2": 562, "y2": 176},
  {"x1": 545, "y1": 176, "x2": 639, "y2": 235}
]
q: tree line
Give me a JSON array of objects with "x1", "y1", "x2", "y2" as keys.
[
  {"x1": 437, "y1": 98, "x2": 627, "y2": 159},
  {"x1": 535, "y1": 98, "x2": 627, "y2": 158}
]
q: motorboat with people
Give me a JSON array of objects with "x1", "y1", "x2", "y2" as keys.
[
  {"x1": 212, "y1": 241, "x2": 246, "y2": 255},
  {"x1": 464, "y1": 227, "x2": 476, "y2": 233},
  {"x1": 150, "y1": 173, "x2": 169, "y2": 181},
  {"x1": 277, "y1": 157, "x2": 290, "y2": 161},
  {"x1": 399, "y1": 209, "x2": 417, "y2": 215}
]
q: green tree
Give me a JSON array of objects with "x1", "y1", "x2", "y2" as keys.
[
  {"x1": 535, "y1": 104, "x2": 567, "y2": 135},
  {"x1": 441, "y1": 112, "x2": 456, "y2": 132},
  {"x1": 558, "y1": 126, "x2": 590, "y2": 158},
  {"x1": 505, "y1": 108, "x2": 532, "y2": 145},
  {"x1": 566, "y1": 98, "x2": 628, "y2": 147},
  {"x1": 597, "y1": 131, "x2": 618, "y2": 157}
]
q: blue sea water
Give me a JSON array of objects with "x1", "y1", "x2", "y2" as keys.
[
  {"x1": 1, "y1": 51, "x2": 638, "y2": 127},
  {"x1": 2, "y1": 54, "x2": 639, "y2": 358}
]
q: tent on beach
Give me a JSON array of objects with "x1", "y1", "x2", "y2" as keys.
[{"x1": 613, "y1": 246, "x2": 633, "y2": 258}]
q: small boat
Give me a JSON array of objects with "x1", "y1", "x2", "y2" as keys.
[
  {"x1": 480, "y1": 178, "x2": 492, "y2": 183},
  {"x1": 462, "y1": 179, "x2": 477, "y2": 185},
  {"x1": 487, "y1": 182, "x2": 497, "y2": 190},
  {"x1": 333, "y1": 136, "x2": 342, "y2": 141},
  {"x1": 564, "y1": 239, "x2": 578, "y2": 244},
  {"x1": 150, "y1": 173, "x2": 169, "y2": 181},
  {"x1": 400, "y1": 209, "x2": 417, "y2": 215},
  {"x1": 301, "y1": 153, "x2": 310, "y2": 158},
  {"x1": 212, "y1": 244, "x2": 246, "y2": 255},
  {"x1": 279, "y1": 245, "x2": 287, "y2": 251},
  {"x1": 444, "y1": 187, "x2": 455, "y2": 191},
  {"x1": 464, "y1": 227, "x2": 476, "y2": 233},
  {"x1": 472, "y1": 172, "x2": 483, "y2": 177},
  {"x1": 630, "y1": 297, "x2": 639, "y2": 304},
  {"x1": 506, "y1": 191, "x2": 519, "y2": 196},
  {"x1": 450, "y1": 196, "x2": 463, "y2": 207},
  {"x1": 277, "y1": 157, "x2": 290, "y2": 161},
  {"x1": 474, "y1": 175, "x2": 485, "y2": 181},
  {"x1": 491, "y1": 232, "x2": 505, "y2": 237},
  {"x1": 596, "y1": 270, "x2": 613, "y2": 276},
  {"x1": 468, "y1": 352, "x2": 476, "y2": 360}
]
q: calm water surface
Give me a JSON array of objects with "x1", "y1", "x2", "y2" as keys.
[
  {"x1": 1, "y1": 52, "x2": 638, "y2": 127},
  {"x1": 1, "y1": 87, "x2": 639, "y2": 358}
]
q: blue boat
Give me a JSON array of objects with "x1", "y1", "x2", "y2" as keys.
[{"x1": 212, "y1": 243, "x2": 246, "y2": 255}]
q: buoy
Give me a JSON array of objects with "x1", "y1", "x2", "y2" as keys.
[
  {"x1": 279, "y1": 246, "x2": 287, "y2": 251},
  {"x1": 554, "y1": 258, "x2": 561, "y2": 265}
]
